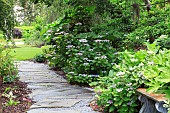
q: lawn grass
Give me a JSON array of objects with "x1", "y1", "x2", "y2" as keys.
[
  {"x1": 10, "y1": 45, "x2": 43, "y2": 61},
  {"x1": 1, "y1": 38, "x2": 43, "y2": 61}
]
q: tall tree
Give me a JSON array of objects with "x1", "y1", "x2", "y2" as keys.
[{"x1": 0, "y1": 0, "x2": 14, "y2": 40}]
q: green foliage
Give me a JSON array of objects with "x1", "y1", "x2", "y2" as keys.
[
  {"x1": 3, "y1": 75, "x2": 18, "y2": 83},
  {"x1": 45, "y1": 31, "x2": 117, "y2": 84},
  {"x1": 63, "y1": 33, "x2": 116, "y2": 84},
  {"x1": 43, "y1": 3, "x2": 117, "y2": 84},
  {"x1": 93, "y1": 43, "x2": 170, "y2": 113},
  {"x1": 143, "y1": 43, "x2": 170, "y2": 99},
  {"x1": 155, "y1": 35, "x2": 170, "y2": 49},
  {"x1": 15, "y1": 26, "x2": 45, "y2": 46},
  {"x1": 0, "y1": 32, "x2": 4, "y2": 39},
  {"x1": 2, "y1": 87, "x2": 20, "y2": 106},
  {"x1": 127, "y1": 20, "x2": 170, "y2": 48},
  {"x1": 126, "y1": 4, "x2": 170, "y2": 49},
  {"x1": 34, "y1": 54, "x2": 46, "y2": 63},
  {"x1": 164, "y1": 100, "x2": 170, "y2": 112},
  {"x1": 15, "y1": 26, "x2": 34, "y2": 39},
  {"x1": 0, "y1": 44, "x2": 18, "y2": 83},
  {"x1": 92, "y1": 17, "x2": 134, "y2": 50},
  {"x1": 0, "y1": 0, "x2": 14, "y2": 40},
  {"x1": 92, "y1": 50, "x2": 147, "y2": 113},
  {"x1": 30, "y1": 0, "x2": 54, "y2": 6}
]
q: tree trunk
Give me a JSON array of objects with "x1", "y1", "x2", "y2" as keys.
[
  {"x1": 0, "y1": 76, "x2": 3, "y2": 113},
  {"x1": 143, "y1": 0, "x2": 151, "y2": 12}
]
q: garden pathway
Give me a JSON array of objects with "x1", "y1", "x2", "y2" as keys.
[{"x1": 17, "y1": 61, "x2": 100, "y2": 113}]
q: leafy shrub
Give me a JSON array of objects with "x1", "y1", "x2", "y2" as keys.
[
  {"x1": 42, "y1": 3, "x2": 117, "y2": 84},
  {"x1": 15, "y1": 26, "x2": 35, "y2": 39},
  {"x1": 126, "y1": 5, "x2": 170, "y2": 49},
  {"x1": 143, "y1": 43, "x2": 170, "y2": 112},
  {"x1": 126, "y1": 21, "x2": 170, "y2": 49},
  {"x1": 63, "y1": 32, "x2": 116, "y2": 84},
  {"x1": 92, "y1": 50, "x2": 147, "y2": 113},
  {"x1": 155, "y1": 35, "x2": 170, "y2": 49},
  {"x1": 3, "y1": 75, "x2": 19, "y2": 83},
  {"x1": 93, "y1": 43, "x2": 170, "y2": 113},
  {"x1": 16, "y1": 25, "x2": 46, "y2": 47},
  {"x1": 0, "y1": 44, "x2": 18, "y2": 83},
  {"x1": 45, "y1": 30, "x2": 117, "y2": 84},
  {"x1": 34, "y1": 54, "x2": 46, "y2": 63},
  {"x1": 92, "y1": 17, "x2": 134, "y2": 51}
]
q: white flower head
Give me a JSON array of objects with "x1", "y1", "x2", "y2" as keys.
[
  {"x1": 75, "y1": 22, "x2": 82, "y2": 25},
  {"x1": 77, "y1": 53, "x2": 83, "y2": 56},
  {"x1": 95, "y1": 40, "x2": 102, "y2": 43},
  {"x1": 138, "y1": 63, "x2": 144, "y2": 67},
  {"x1": 130, "y1": 58, "x2": 138, "y2": 62},
  {"x1": 83, "y1": 63, "x2": 89, "y2": 66},
  {"x1": 148, "y1": 61, "x2": 154, "y2": 65},
  {"x1": 101, "y1": 55, "x2": 107, "y2": 59},
  {"x1": 116, "y1": 88, "x2": 123, "y2": 92},
  {"x1": 147, "y1": 51, "x2": 154, "y2": 54},
  {"x1": 116, "y1": 72, "x2": 125, "y2": 76},
  {"x1": 66, "y1": 45, "x2": 74, "y2": 48},
  {"x1": 89, "y1": 49, "x2": 93, "y2": 51},
  {"x1": 79, "y1": 39, "x2": 88, "y2": 43},
  {"x1": 83, "y1": 58, "x2": 88, "y2": 60}
]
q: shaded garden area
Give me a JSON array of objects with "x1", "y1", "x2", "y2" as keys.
[{"x1": 0, "y1": 0, "x2": 170, "y2": 113}]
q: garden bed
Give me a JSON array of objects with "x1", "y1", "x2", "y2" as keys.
[{"x1": 0, "y1": 80, "x2": 34, "y2": 113}]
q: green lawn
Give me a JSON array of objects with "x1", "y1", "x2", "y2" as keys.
[{"x1": 10, "y1": 45, "x2": 43, "y2": 61}]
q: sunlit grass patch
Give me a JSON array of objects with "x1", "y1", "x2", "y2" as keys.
[{"x1": 10, "y1": 45, "x2": 43, "y2": 61}]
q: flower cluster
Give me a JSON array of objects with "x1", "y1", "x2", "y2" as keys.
[
  {"x1": 79, "y1": 39, "x2": 88, "y2": 43},
  {"x1": 94, "y1": 39, "x2": 109, "y2": 43},
  {"x1": 63, "y1": 33, "x2": 116, "y2": 84}
]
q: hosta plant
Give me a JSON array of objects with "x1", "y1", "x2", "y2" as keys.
[{"x1": 143, "y1": 43, "x2": 170, "y2": 99}]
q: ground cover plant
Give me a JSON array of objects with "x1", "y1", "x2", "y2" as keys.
[{"x1": 0, "y1": 80, "x2": 33, "y2": 113}]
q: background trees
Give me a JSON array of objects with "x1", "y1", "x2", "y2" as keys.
[{"x1": 0, "y1": 0, "x2": 14, "y2": 40}]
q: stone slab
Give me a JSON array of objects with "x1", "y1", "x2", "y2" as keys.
[
  {"x1": 46, "y1": 93, "x2": 94, "y2": 99},
  {"x1": 27, "y1": 109, "x2": 81, "y2": 113},
  {"x1": 30, "y1": 99, "x2": 81, "y2": 108}
]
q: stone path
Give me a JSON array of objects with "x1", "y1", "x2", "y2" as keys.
[{"x1": 17, "y1": 61, "x2": 100, "y2": 113}]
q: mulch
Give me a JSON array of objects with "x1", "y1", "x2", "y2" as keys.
[{"x1": 0, "y1": 80, "x2": 34, "y2": 113}]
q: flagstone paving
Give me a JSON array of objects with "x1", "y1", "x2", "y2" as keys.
[{"x1": 17, "y1": 61, "x2": 100, "y2": 113}]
